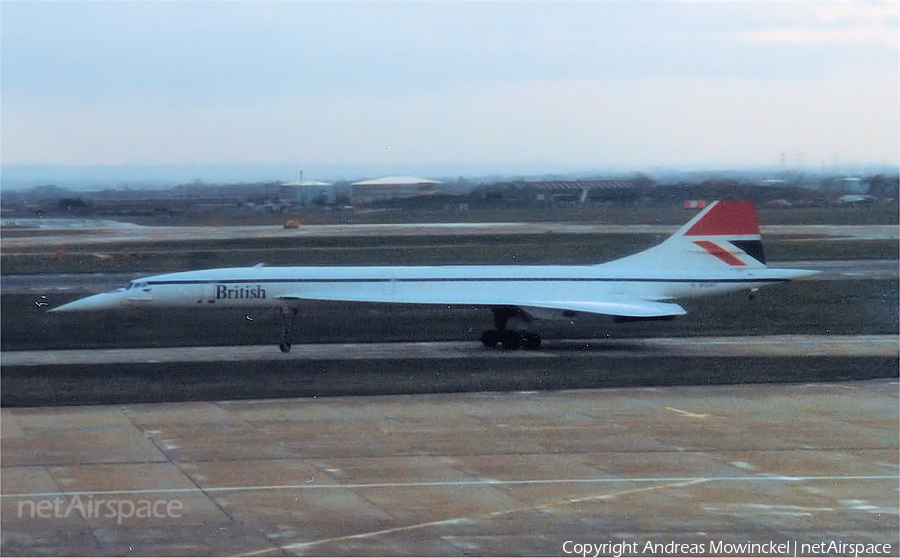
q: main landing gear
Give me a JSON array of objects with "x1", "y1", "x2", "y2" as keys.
[
  {"x1": 480, "y1": 307, "x2": 541, "y2": 351},
  {"x1": 279, "y1": 306, "x2": 298, "y2": 353}
]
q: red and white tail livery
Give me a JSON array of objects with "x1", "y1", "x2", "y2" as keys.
[
  {"x1": 612, "y1": 200, "x2": 767, "y2": 270},
  {"x1": 51, "y1": 200, "x2": 818, "y2": 352}
]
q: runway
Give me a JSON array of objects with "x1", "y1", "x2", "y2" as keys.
[
  {"x1": 2, "y1": 220, "x2": 897, "y2": 251},
  {"x1": 2, "y1": 379, "x2": 897, "y2": 555},
  {"x1": 3, "y1": 335, "x2": 898, "y2": 366}
]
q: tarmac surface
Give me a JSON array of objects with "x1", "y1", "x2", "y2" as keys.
[
  {"x1": 2, "y1": 379, "x2": 897, "y2": 556},
  {"x1": 3, "y1": 333, "x2": 897, "y2": 406},
  {"x1": 3, "y1": 335, "x2": 897, "y2": 366}
]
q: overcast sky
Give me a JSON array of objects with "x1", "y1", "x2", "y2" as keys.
[{"x1": 2, "y1": 1, "x2": 898, "y2": 178}]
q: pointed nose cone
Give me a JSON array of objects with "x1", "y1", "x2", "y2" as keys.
[{"x1": 49, "y1": 291, "x2": 125, "y2": 312}]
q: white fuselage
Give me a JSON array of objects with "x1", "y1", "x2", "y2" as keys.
[{"x1": 123, "y1": 262, "x2": 797, "y2": 312}]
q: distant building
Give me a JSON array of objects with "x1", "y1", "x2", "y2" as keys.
[
  {"x1": 351, "y1": 176, "x2": 441, "y2": 204},
  {"x1": 483, "y1": 179, "x2": 643, "y2": 203},
  {"x1": 826, "y1": 177, "x2": 866, "y2": 193},
  {"x1": 763, "y1": 199, "x2": 792, "y2": 208},
  {"x1": 838, "y1": 194, "x2": 875, "y2": 206},
  {"x1": 280, "y1": 180, "x2": 334, "y2": 205}
]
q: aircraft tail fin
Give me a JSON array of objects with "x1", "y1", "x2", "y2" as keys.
[{"x1": 609, "y1": 200, "x2": 768, "y2": 270}]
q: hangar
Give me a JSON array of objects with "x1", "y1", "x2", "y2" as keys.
[{"x1": 351, "y1": 176, "x2": 441, "y2": 204}]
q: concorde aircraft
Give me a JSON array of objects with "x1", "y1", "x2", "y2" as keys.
[{"x1": 51, "y1": 200, "x2": 817, "y2": 352}]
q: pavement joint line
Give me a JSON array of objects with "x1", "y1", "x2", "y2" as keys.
[
  {"x1": 237, "y1": 478, "x2": 712, "y2": 557},
  {"x1": 124, "y1": 405, "x2": 242, "y2": 527},
  {"x1": 2, "y1": 446, "x2": 892, "y2": 470},
  {"x1": 3, "y1": 474, "x2": 896, "y2": 499},
  {"x1": 239, "y1": 469, "x2": 900, "y2": 555},
  {"x1": 665, "y1": 406, "x2": 712, "y2": 419}
]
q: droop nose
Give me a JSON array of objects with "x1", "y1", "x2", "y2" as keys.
[{"x1": 49, "y1": 291, "x2": 126, "y2": 312}]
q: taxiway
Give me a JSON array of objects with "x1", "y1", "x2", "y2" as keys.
[
  {"x1": 3, "y1": 335, "x2": 896, "y2": 407},
  {"x1": 3, "y1": 335, "x2": 897, "y2": 366}
]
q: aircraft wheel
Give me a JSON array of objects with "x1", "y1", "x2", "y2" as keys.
[
  {"x1": 522, "y1": 332, "x2": 542, "y2": 350},
  {"x1": 501, "y1": 330, "x2": 521, "y2": 351},
  {"x1": 480, "y1": 329, "x2": 500, "y2": 348},
  {"x1": 279, "y1": 341, "x2": 292, "y2": 353}
]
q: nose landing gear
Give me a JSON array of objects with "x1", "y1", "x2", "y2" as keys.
[{"x1": 279, "y1": 306, "x2": 298, "y2": 353}]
